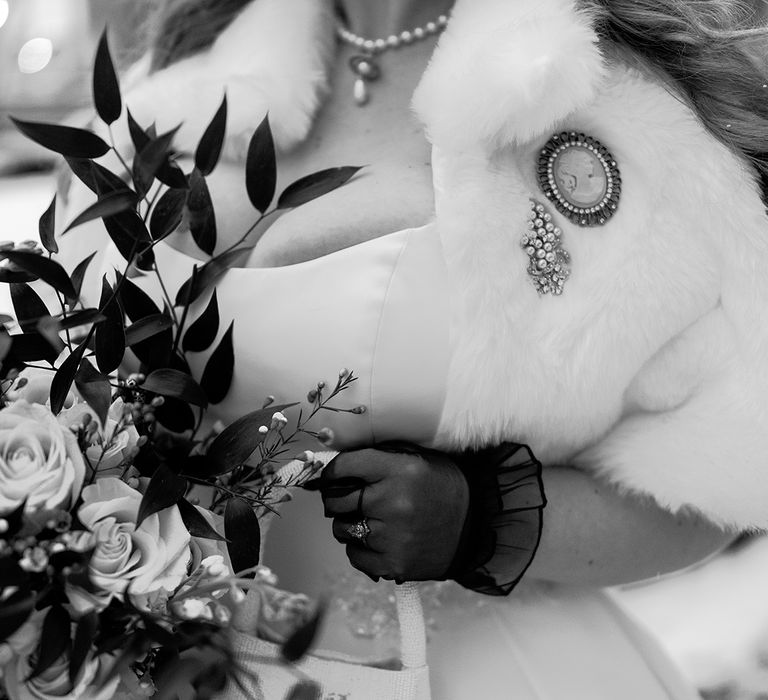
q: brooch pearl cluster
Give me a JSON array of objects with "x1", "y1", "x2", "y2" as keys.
[{"x1": 521, "y1": 200, "x2": 571, "y2": 296}]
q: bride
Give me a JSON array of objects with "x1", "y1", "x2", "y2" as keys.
[{"x1": 58, "y1": 0, "x2": 768, "y2": 696}]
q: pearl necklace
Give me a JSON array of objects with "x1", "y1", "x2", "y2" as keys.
[{"x1": 336, "y1": 13, "x2": 449, "y2": 106}]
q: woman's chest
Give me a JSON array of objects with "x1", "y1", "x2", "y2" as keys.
[{"x1": 249, "y1": 80, "x2": 437, "y2": 266}]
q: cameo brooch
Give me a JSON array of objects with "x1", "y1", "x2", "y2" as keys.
[{"x1": 536, "y1": 132, "x2": 621, "y2": 226}]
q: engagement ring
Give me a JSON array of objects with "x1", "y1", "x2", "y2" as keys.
[{"x1": 347, "y1": 518, "x2": 371, "y2": 545}]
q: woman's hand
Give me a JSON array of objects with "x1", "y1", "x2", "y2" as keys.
[{"x1": 313, "y1": 447, "x2": 469, "y2": 582}]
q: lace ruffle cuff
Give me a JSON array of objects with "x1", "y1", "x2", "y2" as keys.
[{"x1": 448, "y1": 443, "x2": 546, "y2": 596}]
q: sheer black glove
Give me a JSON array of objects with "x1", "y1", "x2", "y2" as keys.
[
  {"x1": 305, "y1": 441, "x2": 546, "y2": 594},
  {"x1": 308, "y1": 445, "x2": 469, "y2": 582}
]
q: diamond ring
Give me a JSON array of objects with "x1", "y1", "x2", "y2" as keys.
[{"x1": 347, "y1": 518, "x2": 371, "y2": 546}]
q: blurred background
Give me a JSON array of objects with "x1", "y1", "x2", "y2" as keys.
[
  {"x1": 1, "y1": 2, "x2": 768, "y2": 698},
  {"x1": 0, "y1": 0, "x2": 150, "y2": 173}
]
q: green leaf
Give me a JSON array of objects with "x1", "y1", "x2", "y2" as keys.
[
  {"x1": 285, "y1": 682, "x2": 322, "y2": 700},
  {"x1": 50, "y1": 343, "x2": 86, "y2": 414},
  {"x1": 10, "y1": 283, "x2": 49, "y2": 333},
  {"x1": 133, "y1": 126, "x2": 180, "y2": 198},
  {"x1": 182, "y1": 288, "x2": 219, "y2": 352},
  {"x1": 75, "y1": 358, "x2": 111, "y2": 427},
  {"x1": 0, "y1": 559, "x2": 28, "y2": 593},
  {"x1": 177, "y1": 498, "x2": 226, "y2": 541},
  {"x1": 154, "y1": 396, "x2": 195, "y2": 432},
  {"x1": 35, "y1": 316, "x2": 66, "y2": 357},
  {"x1": 62, "y1": 190, "x2": 137, "y2": 234},
  {"x1": 206, "y1": 403, "x2": 296, "y2": 475},
  {"x1": 116, "y1": 275, "x2": 172, "y2": 369},
  {"x1": 65, "y1": 157, "x2": 128, "y2": 196},
  {"x1": 92, "y1": 30, "x2": 122, "y2": 125},
  {"x1": 245, "y1": 114, "x2": 276, "y2": 212},
  {"x1": 69, "y1": 252, "x2": 97, "y2": 304},
  {"x1": 38, "y1": 195, "x2": 57, "y2": 254},
  {"x1": 142, "y1": 368, "x2": 208, "y2": 407},
  {"x1": 195, "y1": 95, "x2": 227, "y2": 176},
  {"x1": 156, "y1": 161, "x2": 188, "y2": 190},
  {"x1": 0, "y1": 330, "x2": 13, "y2": 372},
  {"x1": 94, "y1": 276, "x2": 125, "y2": 374},
  {"x1": 127, "y1": 109, "x2": 149, "y2": 153},
  {"x1": 136, "y1": 464, "x2": 187, "y2": 528},
  {"x1": 0, "y1": 251, "x2": 76, "y2": 299},
  {"x1": 10, "y1": 118, "x2": 109, "y2": 158},
  {"x1": 125, "y1": 313, "x2": 173, "y2": 346},
  {"x1": 185, "y1": 169, "x2": 216, "y2": 255},
  {"x1": 224, "y1": 498, "x2": 260, "y2": 576},
  {"x1": 149, "y1": 188, "x2": 186, "y2": 241},
  {"x1": 200, "y1": 321, "x2": 234, "y2": 404},
  {"x1": 10, "y1": 332, "x2": 59, "y2": 364},
  {"x1": 281, "y1": 603, "x2": 325, "y2": 664},
  {"x1": 0, "y1": 590, "x2": 35, "y2": 644},
  {"x1": 116, "y1": 273, "x2": 160, "y2": 320},
  {"x1": 126, "y1": 113, "x2": 186, "y2": 190},
  {"x1": 58, "y1": 308, "x2": 106, "y2": 330},
  {"x1": 103, "y1": 211, "x2": 154, "y2": 271},
  {"x1": 70, "y1": 612, "x2": 98, "y2": 686},
  {"x1": 28, "y1": 606, "x2": 71, "y2": 680},
  {"x1": 0, "y1": 269, "x2": 36, "y2": 284},
  {"x1": 277, "y1": 166, "x2": 363, "y2": 209},
  {"x1": 174, "y1": 247, "x2": 248, "y2": 307}
]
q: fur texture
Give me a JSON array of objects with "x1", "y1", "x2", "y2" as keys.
[
  {"x1": 117, "y1": 0, "x2": 334, "y2": 157},
  {"x1": 412, "y1": 0, "x2": 606, "y2": 149},
  {"x1": 418, "y1": 1, "x2": 768, "y2": 530},
  {"x1": 119, "y1": 0, "x2": 768, "y2": 529}
]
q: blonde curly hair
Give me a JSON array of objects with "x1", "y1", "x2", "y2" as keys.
[{"x1": 589, "y1": 0, "x2": 768, "y2": 202}]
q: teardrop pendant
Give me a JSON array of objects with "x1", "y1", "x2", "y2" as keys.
[{"x1": 353, "y1": 78, "x2": 369, "y2": 106}]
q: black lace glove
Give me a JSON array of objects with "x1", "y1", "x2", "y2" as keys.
[
  {"x1": 308, "y1": 441, "x2": 545, "y2": 595},
  {"x1": 448, "y1": 443, "x2": 546, "y2": 596}
]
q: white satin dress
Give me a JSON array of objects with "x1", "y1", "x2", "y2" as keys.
[{"x1": 85, "y1": 220, "x2": 700, "y2": 699}]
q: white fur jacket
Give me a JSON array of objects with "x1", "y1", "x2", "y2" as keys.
[{"x1": 118, "y1": 0, "x2": 768, "y2": 531}]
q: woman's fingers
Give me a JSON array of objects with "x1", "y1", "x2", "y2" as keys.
[
  {"x1": 319, "y1": 446, "x2": 470, "y2": 581},
  {"x1": 331, "y1": 516, "x2": 382, "y2": 552},
  {"x1": 345, "y1": 544, "x2": 393, "y2": 581},
  {"x1": 321, "y1": 480, "x2": 368, "y2": 517},
  {"x1": 319, "y1": 450, "x2": 399, "y2": 516},
  {"x1": 321, "y1": 449, "x2": 394, "y2": 482}
]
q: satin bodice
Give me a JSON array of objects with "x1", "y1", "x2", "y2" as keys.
[{"x1": 111, "y1": 224, "x2": 450, "y2": 449}]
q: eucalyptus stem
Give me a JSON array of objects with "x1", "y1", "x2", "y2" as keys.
[
  {"x1": 142, "y1": 182, "x2": 164, "y2": 224},
  {"x1": 171, "y1": 266, "x2": 197, "y2": 356},
  {"x1": 108, "y1": 126, "x2": 132, "y2": 181},
  {"x1": 53, "y1": 289, "x2": 73, "y2": 350},
  {"x1": 152, "y1": 265, "x2": 180, "y2": 327}
]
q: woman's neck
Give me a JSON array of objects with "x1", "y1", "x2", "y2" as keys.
[{"x1": 336, "y1": 0, "x2": 454, "y2": 38}]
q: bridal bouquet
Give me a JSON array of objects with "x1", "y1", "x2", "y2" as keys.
[{"x1": 0, "y1": 31, "x2": 361, "y2": 700}]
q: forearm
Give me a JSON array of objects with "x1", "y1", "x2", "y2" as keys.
[{"x1": 525, "y1": 466, "x2": 734, "y2": 587}]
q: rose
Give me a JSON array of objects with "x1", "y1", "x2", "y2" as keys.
[
  {"x1": 68, "y1": 478, "x2": 191, "y2": 613},
  {"x1": 0, "y1": 401, "x2": 85, "y2": 515},
  {"x1": 4, "y1": 648, "x2": 118, "y2": 700},
  {"x1": 59, "y1": 400, "x2": 139, "y2": 476}
]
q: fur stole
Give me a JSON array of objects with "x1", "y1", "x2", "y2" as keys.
[{"x1": 123, "y1": 0, "x2": 768, "y2": 530}]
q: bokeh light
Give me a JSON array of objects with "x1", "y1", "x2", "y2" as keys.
[
  {"x1": 0, "y1": 1, "x2": 8, "y2": 30},
  {"x1": 17, "y1": 37, "x2": 53, "y2": 74}
]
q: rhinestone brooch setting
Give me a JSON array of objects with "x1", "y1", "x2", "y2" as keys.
[{"x1": 537, "y1": 131, "x2": 622, "y2": 227}]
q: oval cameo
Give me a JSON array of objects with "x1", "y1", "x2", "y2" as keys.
[{"x1": 537, "y1": 132, "x2": 621, "y2": 226}]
